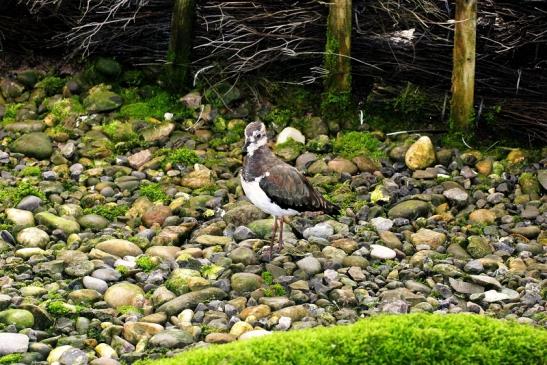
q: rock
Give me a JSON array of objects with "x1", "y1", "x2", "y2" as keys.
[
  {"x1": 0, "y1": 309, "x2": 34, "y2": 329},
  {"x1": 388, "y1": 200, "x2": 430, "y2": 219},
  {"x1": 123, "y1": 322, "x2": 163, "y2": 344},
  {"x1": 469, "y1": 209, "x2": 496, "y2": 224},
  {"x1": 276, "y1": 127, "x2": 305, "y2": 145},
  {"x1": 370, "y1": 244, "x2": 396, "y2": 260},
  {"x1": 483, "y1": 290, "x2": 510, "y2": 303},
  {"x1": 230, "y1": 321, "x2": 254, "y2": 337},
  {"x1": 142, "y1": 123, "x2": 175, "y2": 142},
  {"x1": 469, "y1": 275, "x2": 501, "y2": 289},
  {"x1": 537, "y1": 170, "x2": 547, "y2": 190},
  {"x1": 378, "y1": 231, "x2": 402, "y2": 250},
  {"x1": 239, "y1": 330, "x2": 272, "y2": 340},
  {"x1": 180, "y1": 168, "x2": 213, "y2": 189},
  {"x1": 16, "y1": 227, "x2": 49, "y2": 248},
  {"x1": 47, "y1": 346, "x2": 73, "y2": 364},
  {"x1": 223, "y1": 204, "x2": 267, "y2": 226},
  {"x1": 231, "y1": 273, "x2": 263, "y2": 293},
  {"x1": 240, "y1": 305, "x2": 271, "y2": 320},
  {"x1": 149, "y1": 329, "x2": 193, "y2": 349},
  {"x1": 1, "y1": 79, "x2": 24, "y2": 99},
  {"x1": 35, "y1": 212, "x2": 80, "y2": 234},
  {"x1": 83, "y1": 276, "x2": 108, "y2": 294},
  {"x1": 16, "y1": 195, "x2": 42, "y2": 211},
  {"x1": 78, "y1": 214, "x2": 109, "y2": 231},
  {"x1": 142, "y1": 205, "x2": 172, "y2": 227},
  {"x1": 506, "y1": 149, "x2": 525, "y2": 164},
  {"x1": 104, "y1": 282, "x2": 145, "y2": 308},
  {"x1": 59, "y1": 348, "x2": 88, "y2": 365},
  {"x1": 229, "y1": 247, "x2": 257, "y2": 265},
  {"x1": 303, "y1": 222, "x2": 334, "y2": 239},
  {"x1": 352, "y1": 156, "x2": 380, "y2": 173},
  {"x1": 511, "y1": 226, "x2": 540, "y2": 239},
  {"x1": 405, "y1": 136, "x2": 436, "y2": 170},
  {"x1": 83, "y1": 84, "x2": 123, "y2": 112},
  {"x1": 296, "y1": 256, "x2": 322, "y2": 275},
  {"x1": 180, "y1": 91, "x2": 202, "y2": 109},
  {"x1": 96, "y1": 239, "x2": 143, "y2": 257},
  {"x1": 466, "y1": 236, "x2": 493, "y2": 258},
  {"x1": 10, "y1": 132, "x2": 53, "y2": 159},
  {"x1": 448, "y1": 278, "x2": 484, "y2": 295},
  {"x1": 95, "y1": 58, "x2": 122, "y2": 77},
  {"x1": 410, "y1": 229, "x2": 446, "y2": 249},
  {"x1": 6, "y1": 208, "x2": 35, "y2": 227},
  {"x1": 0, "y1": 333, "x2": 29, "y2": 355},
  {"x1": 272, "y1": 305, "x2": 309, "y2": 321},
  {"x1": 327, "y1": 158, "x2": 358, "y2": 175},
  {"x1": 205, "y1": 333, "x2": 236, "y2": 344},
  {"x1": 128, "y1": 149, "x2": 152, "y2": 169},
  {"x1": 370, "y1": 217, "x2": 393, "y2": 232},
  {"x1": 443, "y1": 188, "x2": 468, "y2": 204},
  {"x1": 193, "y1": 235, "x2": 233, "y2": 246},
  {"x1": 157, "y1": 288, "x2": 227, "y2": 316},
  {"x1": 95, "y1": 343, "x2": 118, "y2": 359}
]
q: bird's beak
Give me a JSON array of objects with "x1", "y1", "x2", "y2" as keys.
[{"x1": 242, "y1": 140, "x2": 250, "y2": 156}]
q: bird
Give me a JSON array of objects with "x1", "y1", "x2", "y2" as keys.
[{"x1": 240, "y1": 121, "x2": 339, "y2": 255}]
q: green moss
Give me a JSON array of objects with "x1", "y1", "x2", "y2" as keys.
[
  {"x1": 0, "y1": 181, "x2": 46, "y2": 207},
  {"x1": 83, "y1": 204, "x2": 129, "y2": 221},
  {"x1": 137, "y1": 314, "x2": 547, "y2": 365},
  {"x1": 263, "y1": 283, "x2": 286, "y2": 297},
  {"x1": 261, "y1": 271, "x2": 273, "y2": 286},
  {"x1": 264, "y1": 108, "x2": 292, "y2": 129},
  {"x1": 333, "y1": 131, "x2": 385, "y2": 160},
  {"x1": 50, "y1": 97, "x2": 85, "y2": 122},
  {"x1": 36, "y1": 76, "x2": 65, "y2": 96},
  {"x1": 19, "y1": 166, "x2": 41, "y2": 177},
  {"x1": 165, "y1": 277, "x2": 189, "y2": 296},
  {"x1": 47, "y1": 301, "x2": 81, "y2": 316},
  {"x1": 139, "y1": 183, "x2": 169, "y2": 203},
  {"x1": 0, "y1": 354, "x2": 23, "y2": 365},
  {"x1": 320, "y1": 91, "x2": 355, "y2": 131},
  {"x1": 1, "y1": 103, "x2": 24, "y2": 126},
  {"x1": 160, "y1": 148, "x2": 200, "y2": 168},
  {"x1": 115, "y1": 265, "x2": 130, "y2": 276},
  {"x1": 117, "y1": 305, "x2": 144, "y2": 315},
  {"x1": 136, "y1": 255, "x2": 158, "y2": 272},
  {"x1": 119, "y1": 87, "x2": 192, "y2": 120}
]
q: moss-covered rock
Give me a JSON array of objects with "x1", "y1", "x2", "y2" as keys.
[
  {"x1": 10, "y1": 132, "x2": 53, "y2": 159},
  {"x1": 83, "y1": 84, "x2": 122, "y2": 113}
]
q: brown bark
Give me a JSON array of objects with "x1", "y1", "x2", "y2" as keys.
[
  {"x1": 450, "y1": 0, "x2": 477, "y2": 131},
  {"x1": 324, "y1": 0, "x2": 352, "y2": 93},
  {"x1": 167, "y1": 0, "x2": 195, "y2": 91}
]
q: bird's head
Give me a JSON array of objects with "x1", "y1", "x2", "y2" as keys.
[{"x1": 243, "y1": 121, "x2": 267, "y2": 156}]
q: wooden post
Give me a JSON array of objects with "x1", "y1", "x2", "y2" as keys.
[
  {"x1": 450, "y1": 0, "x2": 477, "y2": 132},
  {"x1": 167, "y1": 0, "x2": 195, "y2": 92},
  {"x1": 322, "y1": 0, "x2": 352, "y2": 132}
]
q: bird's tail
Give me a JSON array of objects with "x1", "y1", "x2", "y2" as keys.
[{"x1": 323, "y1": 200, "x2": 341, "y2": 216}]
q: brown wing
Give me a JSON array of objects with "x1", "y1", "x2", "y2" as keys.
[{"x1": 259, "y1": 164, "x2": 339, "y2": 215}]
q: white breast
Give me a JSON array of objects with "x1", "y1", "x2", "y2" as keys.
[{"x1": 240, "y1": 174, "x2": 299, "y2": 217}]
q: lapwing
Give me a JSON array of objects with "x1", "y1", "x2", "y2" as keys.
[{"x1": 241, "y1": 122, "x2": 339, "y2": 254}]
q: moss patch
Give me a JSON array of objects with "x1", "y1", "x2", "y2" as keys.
[
  {"x1": 137, "y1": 314, "x2": 547, "y2": 365},
  {"x1": 333, "y1": 131, "x2": 385, "y2": 160},
  {"x1": 139, "y1": 183, "x2": 169, "y2": 203}
]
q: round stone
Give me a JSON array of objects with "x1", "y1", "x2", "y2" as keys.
[
  {"x1": 104, "y1": 282, "x2": 145, "y2": 309},
  {"x1": 95, "y1": 239, "x2": 143, "y2": 257},
  {"x1": 370, "y1": 244, "x2": 396, "y2": 260},
  {"x1": 16, "y1": 227, "x2": 49, "y2": 248}
]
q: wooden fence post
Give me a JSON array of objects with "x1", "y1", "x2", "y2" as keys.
[
  {"x1": 450, "y1": 0, "x2": 477, "y2": 132},
  {"x1": 322, "y1": 0, "x2": 352, "y2": 132},
  {"x1": 167, "y1": 0, "x2": 196, "y2": 92}
]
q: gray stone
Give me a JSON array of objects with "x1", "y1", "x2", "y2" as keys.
[
  {"x1": 388, "y1": 200, "x2": 430, "y2": 219},
  {"x1": 149, "y1": 329, "x2": 193, "y2": 349},
  {"x1": 296, "y1": 256, "x2": 322, "y2": 275},
  {"x1": 16, "y1": 227, "x2": 49, "y2": 248},
  {"x1": 303, "y1": 222, "x2": 334, "y2": 239},
  {"x1": 35, "y1": 212, "x2": 80, "y2": 234},
  {"x1": 157, "y1": 288, "x2": 227, "y2": 316},
  {"x1": 16, "y1": 195, "x2": 42, "y2": 211},
  {"x1": 59, "y1": 347, "x2": 88, "y2": 365},
  {"x1": 0, "y1": 333, "x2": 29, "y2": 355}
]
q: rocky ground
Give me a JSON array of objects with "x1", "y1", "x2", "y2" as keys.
[{"x1": 0, "y1": 60, "x2": 546, "y2": 365}]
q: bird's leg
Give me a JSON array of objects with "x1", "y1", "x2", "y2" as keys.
[
  {"x1": 278, "y1": 216, "x2": 284, "y2": 251},
  {"x1": 268, "y1": 217, "x2": 278, "y2": 259}
]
